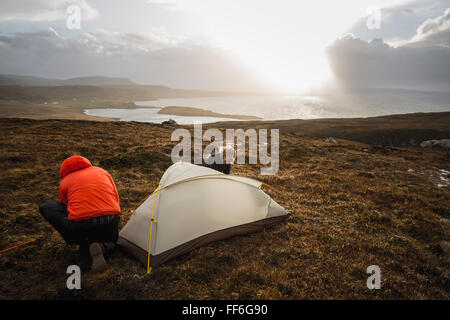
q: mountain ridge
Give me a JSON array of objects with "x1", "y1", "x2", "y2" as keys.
[{"x1": 0, "y1": 74, "x2": 137, "y2": 87}]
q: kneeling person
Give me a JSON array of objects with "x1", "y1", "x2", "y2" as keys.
[
  {"x1": 39, "y1": 155, "x2": 121, "y2": 272},
  {"x1": 204, "y1": 145, "x2": 236, "y2": 174}
]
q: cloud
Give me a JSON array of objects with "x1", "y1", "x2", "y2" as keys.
[
  {"x1": 0, "y1": 28, "x2": 268, "y2": 91},
  {"x1": 326, "y1": 5, "x2": 450, "y2": 92},
  {"x1": 119, "y1": 27, "x2": 189, "y2": 49},
  {"x1": 145, "y1": 0, "x2": 177, "y2": 6},
  {"x1": 326, "y1": 33, "x2": 450, "y2": 92},
  {"x1": 346, "y1": 0, "x2": 450, "y2": 44},
  {"x1": 0, "y1": 0, "x2": 98, "y2": 21},
  {"x1": 407, "y1": 7, "x2": 450, "y2": 47}
]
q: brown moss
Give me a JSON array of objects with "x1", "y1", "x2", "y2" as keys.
[{"x1": 0, "y1": 117, "x2": 449, "y2": 299}]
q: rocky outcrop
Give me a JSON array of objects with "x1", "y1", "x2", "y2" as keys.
[
  {"x1": 419, "y1": 139, "x2": 450, "y2": 149},
  {"x1": 162, "y1": 119, "x2": 177, "y2": 125}
]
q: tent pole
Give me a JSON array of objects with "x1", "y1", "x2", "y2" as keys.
[{"x1": 147, "y1": 183, "x2": 161, "y2": 274}]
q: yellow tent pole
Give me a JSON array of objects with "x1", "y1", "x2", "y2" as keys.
[
  {"x1": 261, "y1": 183, "x2": 282, "y2": 194},
  {"x1": 125, "y1": 185, "x2": 168, "y2": 217},
  {"x1": 147, "y1": 183, "x2": 161, "y2": 274}
]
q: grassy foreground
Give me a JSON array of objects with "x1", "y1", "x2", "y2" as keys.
[{"x1": 0, "y1": 116, "x2": 449, "y2": 299}]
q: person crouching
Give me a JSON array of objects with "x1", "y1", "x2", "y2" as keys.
[
  {"x1": 39, "y1": 155, "x2": 121, "y2": 273},
  {"x1": 204, "y1": 145, "x2": 236, "y2": 174}
]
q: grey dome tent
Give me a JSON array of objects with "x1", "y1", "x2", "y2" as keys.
[{"x1": 118, "y1": 162, "x2": 289, "y2": 269}]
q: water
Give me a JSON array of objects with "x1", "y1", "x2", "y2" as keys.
[
  {"x1": 84, "y1": 90, "x2": 450, "y2": 124},
  {"x1": 84, "y1": 107, "x2": 237, "y2": 124}
]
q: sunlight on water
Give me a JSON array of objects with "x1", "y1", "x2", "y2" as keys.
[
  {"x1": 84, "y1": 107, "x2": 239, "y2": 124},
  {"x1": 85, "y1": 92, "x2": 450, "y2": 124}
]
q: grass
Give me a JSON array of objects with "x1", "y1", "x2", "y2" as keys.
[{"x1": 0, "y1": 117, "x2": 449, "y2": 299}]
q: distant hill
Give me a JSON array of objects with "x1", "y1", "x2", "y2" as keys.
[
  {"x1": 57, "y1": 76, "x2": 136, "y2": 86},
  {"x1": 0, "y1": 84, "x2": 237, "y2": 103},
  {"x1": 0, "y1": 74, "x2": 136, "y2": 86},
  {"x1": 0, "y1": 75, "x2": 56, "y2": 86}
]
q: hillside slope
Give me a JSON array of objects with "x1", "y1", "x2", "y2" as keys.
[
  {"x1": 0, "y1": 118, "x2": 448, "y2": 299},
  {"x1": 210, "y1": 112, "x2": 450, "y2": 147}
]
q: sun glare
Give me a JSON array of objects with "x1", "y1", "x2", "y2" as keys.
[
  {"x1": 251, "y1": 50, "x2": 332, "y2": 94},
  {"x1": 178, "y1": 0, "x2": 376, "y2": 93}
]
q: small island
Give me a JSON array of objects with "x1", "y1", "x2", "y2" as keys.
[{"x1": 157, "y1": 106, "x2": 262, "y2": 120}]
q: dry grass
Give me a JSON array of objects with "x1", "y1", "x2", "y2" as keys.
[{"x1": 0, "y1": 117, "x2": 449, "y2": 299}]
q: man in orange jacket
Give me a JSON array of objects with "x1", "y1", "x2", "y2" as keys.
[{"x1": 39, "y1": 155, "x2": 121, "y2": 272}]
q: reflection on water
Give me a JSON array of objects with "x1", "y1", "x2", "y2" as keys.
[{"x1": 85, "y1": 91, "x2": 450, "y2": 124}]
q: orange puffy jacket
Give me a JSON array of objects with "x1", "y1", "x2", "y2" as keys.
[{"x1": 59, "y1": 155, "x2": 121, "y2": 221}]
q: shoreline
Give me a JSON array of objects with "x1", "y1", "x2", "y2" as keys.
[
  {"x1": 0, "y1": 99, "x2": 449, "y2": 147},
  {"x1": 83, "y1": 105, "x2": 263, "y2": 122},
  {"x1": 1, "y1": 109, "x2": 449, "y2": 147},
  {"x1": 156, "y1": 106, "x2": 262, "y2": 120},
  {"x1": 0, "y1": 99, "x2": 264, "y2": 122}
]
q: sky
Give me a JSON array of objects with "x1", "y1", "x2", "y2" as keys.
[{"x1": 0, "y1": 0, "x2": 449, "y2": 92}]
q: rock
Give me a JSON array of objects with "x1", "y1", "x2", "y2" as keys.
[
  {"x1": 325, "y1": 137, "x2": 337, "y2": 144},
  {"x1": 419, "y1": 139, "x2": 450, "y2": 150},
  {"x1": 162, "y1": 119, "x2": 177, "y2": 125},
  {"x1": 439, "y1": 241, "x2": 450, "y2": 254},
  {"x1": 419, "y1": 140, "x2": 433, "y2": 148}
]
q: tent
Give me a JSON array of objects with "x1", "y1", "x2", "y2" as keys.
[{"x1": 118, "y1": 162, "x2": 289, "y2": 269}]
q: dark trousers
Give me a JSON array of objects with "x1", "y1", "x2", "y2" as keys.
[
  {"x1": 39, "y1": 199, "x2": 120, "y2": 258},
  {"x1": 205, "y1": 163, "x2": 231, "y2": 174}
]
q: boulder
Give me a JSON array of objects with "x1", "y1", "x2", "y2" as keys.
[
  {"x1": 325, "y1": 137, "x2": 337, "y2": 144},
  {"x1": 162, "y1": 119, "x2": 177, "y2": 125},
  {"x1": 419, "y1": 139, "x2": 450, "y2": 149}
]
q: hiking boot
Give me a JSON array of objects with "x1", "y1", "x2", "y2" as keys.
[{"x1": 89, "y1": 242, "x2": 108, "y2": 273}]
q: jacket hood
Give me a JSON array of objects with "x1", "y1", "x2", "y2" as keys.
[{"x1": 60, "y1": 155, "x2": 92, "y2": 179}]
